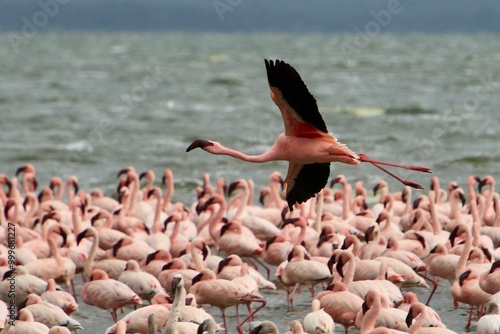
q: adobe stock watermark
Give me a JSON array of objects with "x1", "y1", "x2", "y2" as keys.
[
  {"x1": 51, "y1": 65, "x2": 164, "y2": 175},
  {"x1": 7, "y1": 0, "x2": 71, "y2": 54},
  {"x1": 339, "y1": 0, "x2": 408, "y2": 60},
  {"x1": 213, "y1": 0, "x2": 244, "y2": 21}
]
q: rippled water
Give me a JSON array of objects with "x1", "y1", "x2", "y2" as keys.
[{"x1": 1, "y1": 32, "x2": 499, "y2": 333}]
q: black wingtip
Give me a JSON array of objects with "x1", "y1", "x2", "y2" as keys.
[{"x1": 286, "y1": 163, "x2": 330, "y2": 211}]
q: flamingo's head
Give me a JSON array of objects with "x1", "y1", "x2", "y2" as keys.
[{"x1": 186, "y1": 139, "x2": 216, "y2": 153}]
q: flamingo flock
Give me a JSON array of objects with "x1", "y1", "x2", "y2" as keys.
[{"x1": 0, "y1": 164, "x2": 499, "y2": 333}]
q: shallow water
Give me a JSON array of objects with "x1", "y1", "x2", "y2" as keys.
[{"x1": 1, "y1": 32, "x2": 499, "y2": 333}]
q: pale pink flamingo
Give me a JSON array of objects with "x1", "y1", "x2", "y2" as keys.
[
  {"x1": 278, "y1": 245, "x2": 332, "y2": 310},
  {"x1": 249, "y1": 321, "x2": 279, "y2": 334},
  {"x1": 165, "y1": 274, "x2": 216, "y2": 333},
  {"x1": 284, "y1": 320, "x2": 308, "y2": 334},
  {"x1": 118, "y1": 259, "x2": 164, "y2": 303},
  {"x1": 165, "y1": 211, "x2": 190, "y2": 258},
  {"x1": 477, "y1": 300, "x2": 500, "y2": 334},
  {"x1": 303, "y1": 298, "x2": 335, "y2": 334},
  {"x1": 40, "y1": 278, "x2": 78, "y2": 315},
  {"x1": 139, "y1": 170, "x2": 156, "y2": 201},
  {"x1": 282, "y1": 216, "x2": 319, "y2": 250},
  {"x1": 158, "y1": 258, "x2": 199, "y2": 293},
  {"x1": 190, "y1": 269, "x2": 265, "y2": 334},
  {"x1": 22, "y1": 293, "x2": 83, "y2": 331},
  {"x1": 256, "y1": 171, "x2": 286, "y2": 224},
  {"x1": 110, "y1": 236, "x2": 155, "y2": 262},
  {"x1": 315, "y1": 281, "x2": 363, "y2": 334},
  {"x1": 329, "y1": 174, "x2": 351, "y2": 218},
  {"x1": 161, "y1": 168, "x2": 176, "y2": 214},
  {"x1": 479, "y1": 259, "x2": 500, "y2": 295},
  {"x1": 82, "y1": 269, "x2": 142, "y2": 322},
  {"x1": 104, "y1": 292, "x2": 171, "y2": 334},
  {"x1": 90, "y1": 188, "x2": 120, "y2": 213},
  {"x1": 261, "y1": 234, "x2": 292, "y2": 267},
  {"x1": 76, "y1": 226, "x2": 127, "y2": 280},
  {"x1": 90, "y1": 209, "x2": 127, "y2": 250},
  {"x1": 118, "y1": 167, "x2": 154, "y2": 221},
  {"x1": 479, "y1": 175, "x2": 496, "y2": 226},
  {"x1": 0, "y1": 266, "x2": 47, "y2": 306},
  {"x1": 48, "y1": 327, "x2": 71, "y2": 334},
  {"x1": 0, "y1": 300, "x2": 7, "y2": 332},
  {"x1": 141, "y1": 249, "x2": 173, "y2": 277},
  {"x1": 479, "y1": 193, "x2": 500, "y2": 248},
  {"x1": 357, "y1": 289, "x2": 408, "y2": 333},
  {"x1": 398, "y1": 292, "x2": 446, "y2": 328},
  {"x1": 164, "y1": 274, "x2": 199, "y2": 334},
  {"x1": 451, "y1": 268, "x2": 493, "y2": 329},
  {"x1": 373, "y1": 256, "x2": 428, "y2": 288},
  {"x1": 3, "y1": 308, "x2": 50, "y2": 334},
  {"x1": 187, "y1": 59, "x2": 429, "y2": 210},
  {"x1": 406, "y1": 302, "x2": 458, "y2": 333},
  {"x1": 383, "y1": 236, "x2": 427, "y2": 272},
  {"x1": 24, "y1": 224, "x2": 77, "y2": 296},
  {"x1": 216, "y1": 219, "x2": 266, "y2": 275},
  {"x1": 227, "y1": 179, "x2": 281, "y2": 240},
  {"x1": 216, "y1": 254, "x2": 276, "y2": 290},
  {"x1": 336, "y1": 250, "x2": 404, "y2": 307},
  {"x1": 424, "y1": 243, "x2": 459, "y2": 304},
  {"x1": 143, "y1": 187, "x2": 170, "y2": 251},
  {"x1": 339, "y1": 235, "x2": 403, "y2": 283}
]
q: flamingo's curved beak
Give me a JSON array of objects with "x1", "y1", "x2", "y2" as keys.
[{"x1": 186, "y1": 139, "x2": 213, "y2": 152}]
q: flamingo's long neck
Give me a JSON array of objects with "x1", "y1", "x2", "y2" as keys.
[
  {"x1": 360, "y1": 294, "x2": 381, "y2": 332},
  {"x1": 84, "y1": 228, "x2": 98, "y2": 279},
  {"x1": 190, "y1": 241, "x2": 206, "y2": 272},
  {"x1": 209, "y1": 201, "x2": 226, "y2": 242},
  {"x1": 408, "y1": 305, "x2": 428, "y2": 332},
  {"x1": 152, "y1": 190, "x2": 163, "y2": 234},
  {"x1": 455, "y1": 225, "x2": 472, "y2": 279},
  {"x1": 163, "y1": 172, "x2": 173, "y2": 211},
  {"x1": 343, "y1": 252, "x2": 356, "y2": 285},
  {"x1": 428, "y1": 192, "x2": 442, "y2": 235},
  {"x1": 218, "y1": 146, "x2": 276, "y2": 163},
  {"x1": 314, "y1": 190, "x2": 324, "y2": 233}
]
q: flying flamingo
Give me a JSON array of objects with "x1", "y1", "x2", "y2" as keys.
[{"x1": 187, "y1": 59, "x2": 430, "y2": 210}]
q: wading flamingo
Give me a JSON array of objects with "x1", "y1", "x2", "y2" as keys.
[{"x1": 187, "y1": 59, "x2": 430, "y2": 210}]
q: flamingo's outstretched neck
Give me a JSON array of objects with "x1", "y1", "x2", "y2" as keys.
[{"x1": 358, "y1": 153, "x2": 431, "y2": 190}]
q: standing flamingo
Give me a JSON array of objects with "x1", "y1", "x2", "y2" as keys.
[
  {"x1": 187, "y1": 59, "x2": 430, "y2": 210},
  {"x1": 82, "y1": 269, "x2": 142, "y2": 322},
  {"x1": 303, "y1": 298, "x2": 335, "y2": 334},
  {"x1": 477, "y1": 300, "x2": 500, "y2": 334}
]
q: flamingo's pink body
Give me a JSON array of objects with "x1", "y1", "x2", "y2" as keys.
[{"x1": 82, "y1": 269, "x2": 142, "y2": 322}]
